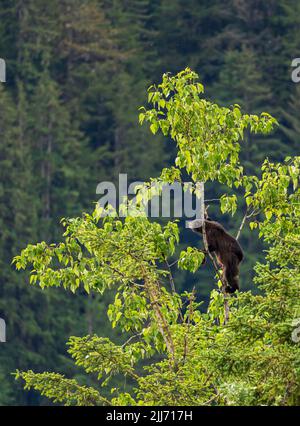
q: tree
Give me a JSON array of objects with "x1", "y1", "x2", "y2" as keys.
[
  {"x1": 281, "y1": 84, "x2": 300, "y2": 156},
  {"x1": 0, "y1": 84, "x2": 39, "y2": 405},
  {"x1": 12, "y1": 69, "x2": 300, "y2": 405},
  {"x1": 0, "y1": 0, "x2": 119, "y2": 404}
]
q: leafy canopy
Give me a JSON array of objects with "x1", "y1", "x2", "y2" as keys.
[{"x1": 14, "y1": 69, "x2": 299, "y2": 405}]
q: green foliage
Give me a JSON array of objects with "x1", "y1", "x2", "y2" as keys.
[
  {"x1": 178, "y1": 247, "x2": 205, "y2": 273},
  {"x1": 0, "y1": 0, "x2": 166, "y2": 404},
  {"x1": 15, "y1": 370, "x2": 108, "y2": 406},
  {"x1": 2, "y1": 0, "x2": 300, "y2": 406},
  {"x1": 139, "y1": 68, "x2": 277, "y2": 187},
  {"x1": 14, "y1": 71, "x2": 300, "y2": 406}
]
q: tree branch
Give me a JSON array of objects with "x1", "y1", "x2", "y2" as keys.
[{"x1": 236, "y1": 206, "x2": 249, "y2": 241}]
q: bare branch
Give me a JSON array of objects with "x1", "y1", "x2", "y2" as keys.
[
  {"x1": 165, "y1": 259, "x2": 176, "y2": 293},
  {"x1": 236, "y1": 206, "x2": 249, "y2": 241},
  {"x1": 236, "y1": 207, "x2": 260, "y2": 240},
  {"x1": 204, "y1": 198, "x2": 221, "y2": 203},
  {"x1": 122, "y1": 331, "x2": 144, "y2": 348}
]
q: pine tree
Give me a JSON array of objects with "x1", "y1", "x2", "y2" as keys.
[
  {"x1": 211, "y1": 46, "x2": 278, "y2": 173},
  {"x1": 281, "y1": 84, "x2": 300, "y2": 154}
]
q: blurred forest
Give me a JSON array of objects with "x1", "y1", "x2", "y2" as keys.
[{"x1": 0, "y1": 0, "x2": 299, "y2": 405}]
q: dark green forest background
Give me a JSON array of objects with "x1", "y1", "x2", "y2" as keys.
[{"x1": 0, "y1": 0, "x2": 299, "y2": 405}]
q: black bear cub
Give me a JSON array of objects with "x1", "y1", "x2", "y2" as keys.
[{"x1": 190, "y1": 217, "x2": 244, "y2": 293}]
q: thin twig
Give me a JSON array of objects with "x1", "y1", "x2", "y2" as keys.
[
  {"x1": 122, "y1": 331, "x2": 144, "y2": 348},
  {"x1": 203, "y1": 393, "x2": 220, "y2": 406},
  {"x1": 204, "y1": 198, "x2": 221, "y2": 203},
  {"x1": 165, "y1": 259, "x2": 176, "y2": 293},
  {"x1": 236, "y1": 206, "x2": 249, "y2": 241},
  {"x1": 236, "y1": 208, "x2": 260, "y2": 240},
  {"x1": 168, "y1": 259, "x2": 179, "y2": 268}
]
